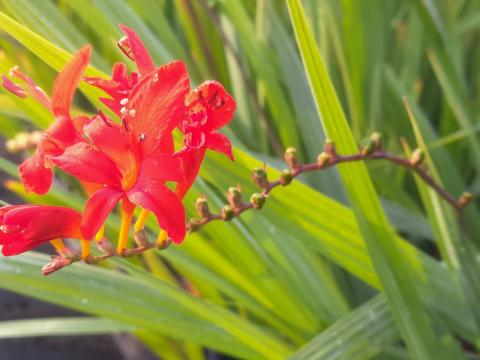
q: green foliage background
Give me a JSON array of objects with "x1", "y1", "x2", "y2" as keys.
[{"x1": 0, "y1": 0, "x2": 479, "y2": 359}]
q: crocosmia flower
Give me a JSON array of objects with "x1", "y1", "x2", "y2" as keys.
[
  {"x1": 2, "y1": 46, "x2": 92, "y2": 194},
  {"x1": 175, "y1": 80, "x2": 236, "y2": 198},
  {"x1": 0, "y1": 205, "x2": 82, "y2": 256}
]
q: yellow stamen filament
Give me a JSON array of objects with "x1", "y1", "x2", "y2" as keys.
[
  {"x1": 156, "y1": 230, "x2": 168, "y2": 246},
  {"x1": 117, "y1": 205, "x2": 134, "y2": 255},
  {"x1": 81, "y1": 240, "x2": 91, "y2": 259},
  {"x1": 134, "y1": 209, "x2": 150, "y2": 231},
  {"x1": 50, "y1": 238, "x2": 65, "y2": 253},
  {"x1": 95, "y1": 224, "x2": 105, "y2": 241}
]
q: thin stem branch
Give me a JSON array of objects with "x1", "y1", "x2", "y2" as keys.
[{"x1": 188, "y1": 145, "x2": 472, "y2": 233}]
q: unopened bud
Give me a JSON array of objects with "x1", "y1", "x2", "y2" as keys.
[
  {"x1": 42, "y1": 256, "x2": 73, "y2": 276},
  {"x1": 187, "y1": 218, "x2": 202, "y2": 233},
  {"x1": 317, "y1": 152, "x2": 331, "y2": 168},
  {"x1": 227, "y1": 186, "x2": 243, "y2": 209},
  {"x1": 370, "y1": 132, "x2": 382, "y2": 150},
  {"x1": 361, "y1": 139, "x2": 375, "y2": 156},
  {"x1": 195, "y1": 196, "x2": 211, "y2": 218},
  {"x1": 280, "y1": 169, "x2": 293, "y2": 186},
  {"x1": 410, "y1": 148, "x2": 425, "y2": 167},
  {"x1": 250, "y1": 193, "x2": 266, "y2": 209},
  {"x1": 95, "y1": 237, "x2": 114, "y2": 255},
  {"x1": 252, "y1": 168, "x2": 269, "y2": 188},
  {"x1": 323, "y1": 139, "x2": 336, "y2": 156},
  {"x1": 221, "y1": 205, "x2": 234, "y2": 221},
  {"x1": 284, "y1": 147, "x2": 300, "y2": 169},
  {"x1": 134, "y1": 229, "x2": 149, "y2": 247},
  {"x1": 458, "y1": 192, "x2": 474, "y2": 208}
]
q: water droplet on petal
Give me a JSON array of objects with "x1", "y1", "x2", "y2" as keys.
[
  {"x1": 120, "y1": 98, "x2": 128, "y2": 105},
  {"x1": 152, "y1": 73, "x2": 159, "y2": 82},
  {"x1": 120, "y1": 107, "x2": 127, "y2": 116},
  {"x1": 138, "y1": 133, "x2": 146, "y2": 142}
]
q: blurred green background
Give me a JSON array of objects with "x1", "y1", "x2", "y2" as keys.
[{"x1": 0, "y1": 0, "x2": 480, "y2": 359}]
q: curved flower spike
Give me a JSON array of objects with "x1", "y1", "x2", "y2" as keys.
[
  {"x1": 0, "y1": 205, "x2": 82, "y2": 256},
  {"x1": 2, "y1": 45, "x2": 92, "y2": 194}
]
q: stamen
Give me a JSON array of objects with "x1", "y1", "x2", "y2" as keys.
[
  {"x1": 134, "y1": 209, "x2": 151, "y2": 231},
  {"x1": 138, "y1": 133, "x2": 146, "y2": 142},
  {"x1": 152, "y1": 73, "x2": 159, "y2": 82},
  {"x1": 117, "y1": 36, "x2": 135, "y2": 61},
  {"x1": 50, "y1": 238, "x2": 65, "y2": 253},
  {"x1": 81, "y1": 240, "x2": 91, "y2": 259},
  {"x1": 117, "y1": 200, "x2": 135, "y2": 255},
  {"x1": 128, "y1": 109, "x2": 136, "y2": 117},
  {"x1": 155, "y1": 230, "x2": 168, "y2": 247},
  {"x1": 120, "y1": 106, "x2": 127, "y2": 116},
  {"x1": 120, "y1": 98, "x2": 129, "y2": 105}
]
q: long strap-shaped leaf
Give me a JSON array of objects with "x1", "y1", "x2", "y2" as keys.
[{"x1": 286, "y1": 1, "x2": 449, "y2": 358}]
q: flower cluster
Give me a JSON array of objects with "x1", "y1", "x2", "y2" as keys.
[{"x1": 0, "y1": 25, "x2": 235, "y2": 272}]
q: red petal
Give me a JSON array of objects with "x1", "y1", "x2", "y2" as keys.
[
  {"x1": 138, "y1": 152, "x2": 184, "y2": 183},
  {"x1": 206, "y1": 132, "x2": 234, "y2": 161},
  {"x1": 81, "y1": 186, "x2": 124, "y2": 240},
  {"x1": 19, "y1": 150, "x2": 53, "y2": 195},
  {"x1": 175, "y1": 149, "x2": 206, "y2": 199},
  {"x1": 50, "y1": 142, "x2": 121, "y2": 185},
  {"x1": 187, "y1": 81, "x2": 236, "y2": 131},
  {"x1": 52, "y1": 45, "x2": 92, "y2": 118},
  {"x1": 0, "y1": 205, "x2": 82, "y2": 255},
  {"x1": 126, "y1": 61, "x2": 190, "y2": 155},
  {"x1": 99, "y1": 97, "x2": 122, "y2": 116},
  {"x1": 119, "y1": 24, "x2": 155, "y2": 75},
  {"x1": 83, "y1": 115, "x2": 137, "y2": 177},
  {"x1": 41, "y1": 116, "x2": 77, "y2": 156},
  {"x1": 2, "y1": 75, "x2": 27, "y2": 98},
  {"x1": 127, "y1": 179, "x2": 186, "y2": 243}
]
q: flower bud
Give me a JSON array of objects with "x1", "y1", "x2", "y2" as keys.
[
  {"x1": 361, "y1": 139, "x2": 375, "y2": 156},
  {"x1": 227, "y1": 186, "x2": 243, "y2": 209},
  {"x1": 187, "y1": 218, "x2": 202, "y2": 233},
  {"x1": 195, "y1": 196, "x2": 211, "y2": 218},
  {"x1": 323, "y1": 139, "x2": 336, "y2": 156},
  {"x1": 317, "y1": 152, "x2": 331, "y2": 168},
  {"x1": 250, "y1": 193, "x2": 266, "y2": 209},
  {"x1": 252, "y1": 167, "x2": 269, "y2": 188},
  {"x1": 134, "y1": 229, "x2": 149, "y2": 247},
  {"x1": 95, "y1": 237, "x2": 115, "y2": 255},
  {"x1": 221, "y1": 205, "x2": 234, "y2": 221},
  {"x1": 284, "y1": 147, "x2": 300, "y2": 169},
  {"x1": 42, "y1": 256, "x2": 73, "y2": 276},
  {"x1": 458, "y1": 192, "x2": 474, "y2": 208},
  {"x1": 410, "y1": 148, "x2": 425, "y2": 167},
  {"x1": 280, "y1": 169, "x2": 293, "y2": 186}
]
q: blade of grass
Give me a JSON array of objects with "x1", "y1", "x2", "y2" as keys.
[{"x1": 286, "y1": 1, "x2": 454, "y2": 358}]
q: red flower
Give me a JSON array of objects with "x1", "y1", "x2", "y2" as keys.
[
  {"x1": 51, "y1": 75, "x2": 189, "y2": 245},
  {"x1": 84, "y1": 24, "x2": 154, "y2": 116},
  {"x1": 0, "y1": 205, "x2": 82, "y2": 256},
  {"x1": 2, "y1": 46, "x2": 92, "y2": 194},
  {"x1": 175, "y1": 81, "x2": 236, "y2": 197}
]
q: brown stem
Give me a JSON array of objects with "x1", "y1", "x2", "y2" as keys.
[{"x1": 188, "y1": 148, "x2": 470, "y2": 233}]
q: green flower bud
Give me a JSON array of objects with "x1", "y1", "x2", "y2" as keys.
[
  {"x1": 323, "y1": 139, "x2": 336, "y2": 156},
  {"x1": 221, "y1": 205, "x2": 234, "y2": 221},
  {"x1": 458, "y1": 192, "x2": 474, "y2": 208},
  {"x1": 280, "y1": 169, "x2": 293, "y2": 186},
  {"x1": 410, "y1": 148, "x2": 425, "y2": 167},
  {"x1": 195, "y1": 196, "x2": 211, "y2": 218},
  {"x1": 317, "y1": 152, "x2": 331, "y2": 168},
  {"x1": 252, "y1": 167, "x2": 269, "y2": 188},
  {"x1": 284, "y1": 147, "x2": 300, "y2": 169},
  {"x1": 133, "y1": 229, "x2": 149, "y2": 247},
  {"x1": 250, "y1": 193, "x2": 266, "y2": 209},
  {"x1": 227, "y1": 186, "x2": 243, "y2": 209}
]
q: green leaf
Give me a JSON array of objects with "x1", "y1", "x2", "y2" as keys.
[{"x1": 286, "y1": 0, "x2": 452, "y2": 358}]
